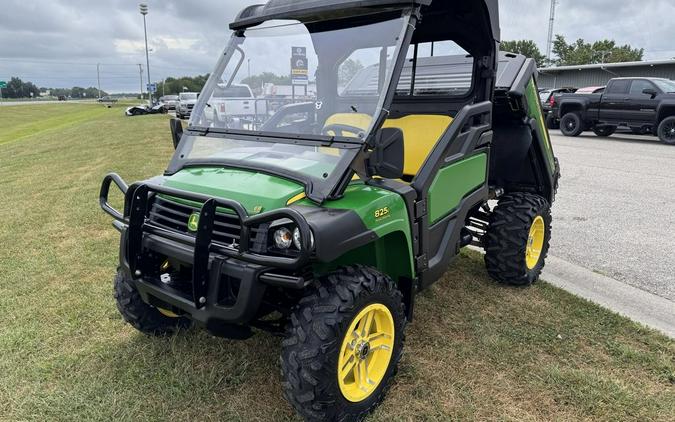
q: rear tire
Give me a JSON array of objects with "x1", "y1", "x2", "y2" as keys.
[
  {"x1": 114, "y1": 270, "x2": 191, "y2": 335},
  {"x1": 485, "y1": 193, "x2": 552, "y2": 286},
  {"x1": 593, "y1": 125, "x2": 616, "y2": 137},
  {"x1": 281, "y1": 266, "x2": 406, "y2": 422},
  {"x1": 657, "y1": 116, "x2": 675, "y2": 145},
  {"x1": 560, "y1": 112, "x2": 584, "y2": 137}
]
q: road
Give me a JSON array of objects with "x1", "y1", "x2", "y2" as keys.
[{"x1": 549, "y1": 130, "x2": 675, "y2": 301}]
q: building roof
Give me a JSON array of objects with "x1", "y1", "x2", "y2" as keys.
[{"x1": 539, "y1": 59, "x2": 675, "y2": 73}]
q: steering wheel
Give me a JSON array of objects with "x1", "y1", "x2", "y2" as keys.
[{"x1": 322, "y1": 124, "x2": 366, "y2": 138}]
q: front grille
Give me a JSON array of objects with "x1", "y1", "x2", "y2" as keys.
[{"x1": 147, "y1": 196, "x2": 267, "y2": 251}]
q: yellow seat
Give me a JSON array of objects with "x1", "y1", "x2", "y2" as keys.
[
  {"x1": 324, "y1": 113, "x2": 453, "y2": 178},
  {"x1": 383, "y1": 115, "x2": 453, "y2": 177}
]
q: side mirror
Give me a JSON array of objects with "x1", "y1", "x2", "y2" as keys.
[
  {"x1": 368, "y1": 128, "x2": 404, "y2": 179},
  {"x1": 170, "y1": 118, "x2": 183, "y2": 149},
  {"x1": 642, "y1": 88, "x2": 658, "y2": 98}
]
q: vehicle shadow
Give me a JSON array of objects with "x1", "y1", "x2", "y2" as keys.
[{"x1": 557, "y1": 131, "x2": 666, "y2": 147}]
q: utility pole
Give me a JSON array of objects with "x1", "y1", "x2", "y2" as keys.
[
  {"x1": 546, "y1": 0, "x2": 558, "y2": 64},
  {"x1": 138, "y1": 64, "x2": 144, "y2": 100},
  {"x1": 140, "y1": 3, "x2": 152, "y2": 106},
  {"x1": 97, "y1": 63, "x2": 102, "y2": 100}
]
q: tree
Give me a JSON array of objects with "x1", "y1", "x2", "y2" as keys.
[
  {"x1": 552, "y1": 35, "x2": 644, "y2": 66},
  {"x1": 240, "y1": 72, "x2": 292, "y2": 92},
  {"x1": 156, "y1": 75, "x2": 210, "y2": 96},
  {"x1": 338, "y1": 59, "x2": 364, "y2": 85},
  {"x1": 501, "y1": 40, "x2": 547, "y2": 66},
  {"x1": 3, "y1": 77, "x2": 40, "y2": 98}
]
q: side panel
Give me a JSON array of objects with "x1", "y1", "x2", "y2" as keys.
[{"x1": 427, "y1": 153, "x2": 487, "y2": 224}]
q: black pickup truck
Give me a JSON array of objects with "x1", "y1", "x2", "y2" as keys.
[{"x1": 557, "y1": 77, "x2": 675, "y2": 145}]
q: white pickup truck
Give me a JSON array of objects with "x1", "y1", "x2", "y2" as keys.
[{"x1": 206, "y1": 84, "x2": 267, "y2": 124}]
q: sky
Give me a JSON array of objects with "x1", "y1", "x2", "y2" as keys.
[{"x1": 0, "y1": 0, "x2": 673, "y2": 93}]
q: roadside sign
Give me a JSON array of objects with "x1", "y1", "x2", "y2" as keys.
[
  {"x1": 291, "y1": 47, "x2": 308, "y2": 86},
  {"x1": 0, "y1": 81, "x2": 6, "y2": 88},
  {"x1": 147, "y1": 83, "x2": 157, "y2": 93}
]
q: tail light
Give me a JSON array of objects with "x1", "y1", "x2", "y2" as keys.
[
  {"x1": 219, "y1": 103, "x2": 226, "y2": 113},
  {"x1": 549, "y1": 96, "x2": 556, "y2": 107}
]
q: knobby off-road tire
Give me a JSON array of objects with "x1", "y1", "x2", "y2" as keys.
[
  {"x1": 485, "y1": 193, "x2": 552, "y2": 286},
  {"x1": 114, "y1": 270, "x2": 191, "y2": 335},
  {"x1": 281, "y1": 266, "x2": 406, "y2": 422},
  {"x1": 657, "y1": 116, "x2": 675, "y2": 145},
  {"x1": 560, "y1": 112, "x2": 584, "y2": 137},
  {"x1": 592, "y1": 125, "x2": 616, "y2": 137}
]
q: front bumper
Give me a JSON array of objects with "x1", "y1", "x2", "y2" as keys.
[
  {"x1": 118, "y1": 228, "x2": 272, "y2": 325},
  {"x1": 100, "y1": 173, "x2": 313, "y2": 325}
]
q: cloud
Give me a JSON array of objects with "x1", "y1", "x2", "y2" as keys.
[{"x1": 0, "y1": 0, "x2": 673, "y2": 92}]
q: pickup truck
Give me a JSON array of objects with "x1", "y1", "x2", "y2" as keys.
[
  {"x1": 557, "y1": 77, "x2": 675, "y2": 145},
  {"x1": 205, "y1": 84, "x2": 267, "y2": 125}
]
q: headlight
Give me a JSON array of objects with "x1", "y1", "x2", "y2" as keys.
[
  {"x1": 293, "y1": 227, "x2": 314, "y2": 250},
  {"x1": 273, "y1": 227, "x2": 293, "y2": 250}
]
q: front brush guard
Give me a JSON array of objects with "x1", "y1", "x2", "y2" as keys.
[{"x1": 99, "y1": 173, "x2": 313, "y2": 309}]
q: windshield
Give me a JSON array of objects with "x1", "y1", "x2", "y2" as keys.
[
  {"x1": 190, "y1": 13, "x2": 410, "y2": 141},
  {"x1": 653, "y1": 79, "x2": 675, "y2": 93},
  {"x1": 539, "y1": 91, "x2": 551, "y2": 102},
  {"x1": 180, "y1": 93, "x2": 198, "y2": 100}
]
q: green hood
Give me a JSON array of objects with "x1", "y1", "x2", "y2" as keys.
[{"x1": 162, "y1": 167, "x2": 305, "y2": 214}]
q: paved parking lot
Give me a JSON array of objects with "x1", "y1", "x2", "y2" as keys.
[{"x1": 549, "y1": 131, "x2": 675, "y2": 301}]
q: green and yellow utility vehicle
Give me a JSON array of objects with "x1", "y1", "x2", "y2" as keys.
[{"x1": 100, "y1": 0, "x2": 560, "y2": 420}]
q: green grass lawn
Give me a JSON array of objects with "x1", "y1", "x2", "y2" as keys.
[{"x1": 0, "y1": 103, "x2": 673, "y2": 421}]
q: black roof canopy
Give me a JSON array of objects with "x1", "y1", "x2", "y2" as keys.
[{"x1": 230, "y1": 0, "x2": 500, "y2": 47}]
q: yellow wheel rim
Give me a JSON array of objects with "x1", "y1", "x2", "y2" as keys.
[
  {"x1": 525, "y1": 216, "x2": 545, "y2": 270},
  {"x1": 337, "y1": 303, "x2": 395, "y2": 403}
]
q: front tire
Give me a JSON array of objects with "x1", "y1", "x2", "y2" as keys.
[
  {"x1": 114, "y1": 270, "x2": 191, "y2": 335},
  {"x1": 281, "y1": 266, "x2": 406, "y2": 422},
  {"x1": 560, "y1": 112, "x2": 584, "y2": 137},
  {"x1": 485, "y1": 193, "x2": 552, "y2": 286},
  {"x1": 593, "y1": 125, "x2": 616, "y2": 137},
  {"x1": 657, "y1": 116, "x2": 675, "y2": 145}
]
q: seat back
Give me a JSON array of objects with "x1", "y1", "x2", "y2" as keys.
[
  {"x1": 324, "y1": 113, "x2": 453, "y2": 179},
  {"x1": 383, "y1": 115, "x2": 453, "y2": 178}
]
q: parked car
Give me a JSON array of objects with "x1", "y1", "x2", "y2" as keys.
[
  {"x1": 57, "y1": 95, "x2": 67, "y2": 101},
  {"x1": 98, "y1": 96, "x2": 118, "y2": 103},
  {"x1": 160, "y1": 95, "x2": 179, "y2": 110},
  {"x1": 557, "y1": 77, "x2": 675, "y2": 144},
  {"x1": 176, "y1": 92, "x2": 199, "y2": 119},
  {"x1": 539, "y1": 87, "x2": 577, "y2": 129},
  {"x1": 125, "y1": 103, "x2": 167, "y2": 116},
  {"x1": 204, "y1": 84, "x2": 267, "y2": 125}
]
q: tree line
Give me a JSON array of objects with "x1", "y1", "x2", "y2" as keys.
[
  {"x1": 500, "y1": 36, "x2": 644, "y2": 67},
  {"x1": 0, "y1": 77, "x2": 107, "y2": 99}
]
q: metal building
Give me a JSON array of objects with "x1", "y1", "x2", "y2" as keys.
[{"x1": 538, "y1": 59, "x2": 675, "y2": 89}]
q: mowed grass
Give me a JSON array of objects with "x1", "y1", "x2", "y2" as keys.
[{"x1": 0, "y1": 103, "x2": 673, "y2": 421}]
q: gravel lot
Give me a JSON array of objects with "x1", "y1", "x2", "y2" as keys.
[{"x1": 549, "y1": 130, "x2": 675, "y2": 301}]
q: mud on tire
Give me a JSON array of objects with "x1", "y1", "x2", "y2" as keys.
[
  {"x1": 114, "y1": 270, "x2": 192, "y2": 335},
  {"x1": 485, "y1": 193, "x2": 552, "y2": 286},
  {"x1": 280, "y1": 266, "x2": 406, "y2": 422}
]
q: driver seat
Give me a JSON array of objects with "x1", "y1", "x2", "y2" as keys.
[{"x1": 324, "y1": 113, "x2": 453, "y2": 179}]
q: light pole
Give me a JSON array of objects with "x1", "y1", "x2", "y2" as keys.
[
  {"x1": 97, "y1": 63, "x2": 102, "y2": 100},
  {"x1": 139, "y1": 3, "x2": 152, "y2": 106}
]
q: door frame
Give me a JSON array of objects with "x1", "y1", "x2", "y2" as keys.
[{"x1": 410, "y1": 101, "x2": 493, "y2": 289}]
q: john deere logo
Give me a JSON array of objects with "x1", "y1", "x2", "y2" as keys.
[{"x1": 187, "y1": 212, "x2": 200, "y2": 232}]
